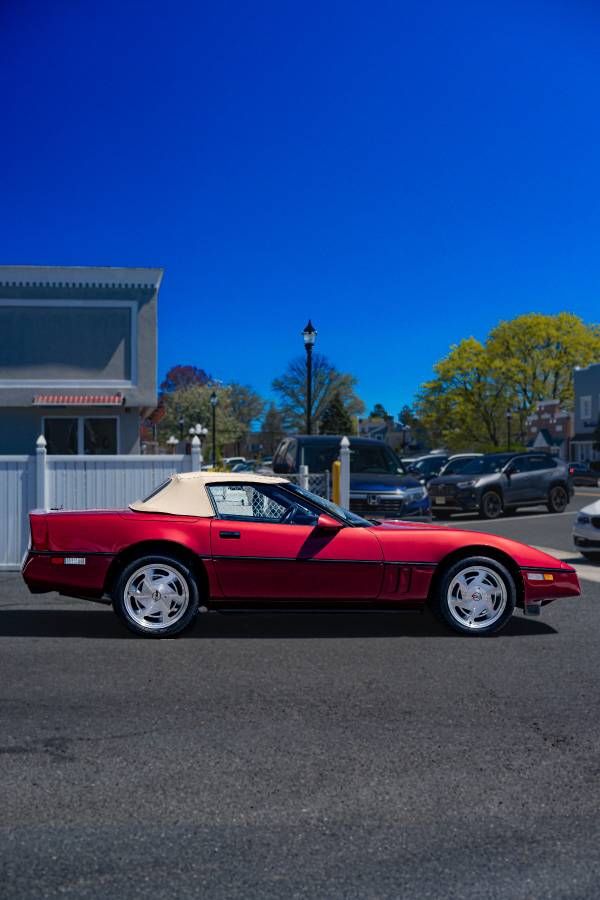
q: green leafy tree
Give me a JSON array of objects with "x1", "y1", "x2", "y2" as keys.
[
  {"x1": 158, "y1": 384, "x2": 246, "y2": 455},
  {"x1": 369, "y1": 403, "x2": 389, "y2": 419},
  {"x1": 227, "y1": 383, "x2": 265, "y2": 428},
  {"x1": 416, "y1": 313, "x2": 600, "y2": 451},
  {"x1": 272, "y1": 352, "x2": 365, "y2": 432},
  {"x1": 319, "y1": 392, "x2": 355, "y2": 435}
]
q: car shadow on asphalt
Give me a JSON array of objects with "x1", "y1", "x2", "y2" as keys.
[{"x1": 0, "y1": 607, "x2": 557, "y2": 639}]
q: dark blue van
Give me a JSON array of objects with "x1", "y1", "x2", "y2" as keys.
[{"x1": 272, "y1": 435, "x2": 430, "y2": 519}]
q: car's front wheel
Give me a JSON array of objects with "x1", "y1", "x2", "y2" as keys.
[
  {"x1": 113, "y1": 554, "x2": 200, "y2": 637},
  {"x1": 432, "y1": 556, "x2": 516, "y2": 636},
  {"x1": 547, "y1": 485, "x2": 568, "y2": 513},
  {"x1": 479, "y1": 491, "x2": 503, "y2": 519}
]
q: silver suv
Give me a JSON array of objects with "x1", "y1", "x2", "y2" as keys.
[{"x1": 427, "y1": 452, "x2": 574, "y2": 519}]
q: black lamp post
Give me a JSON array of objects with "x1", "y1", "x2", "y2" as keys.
[
  {"x1": 506, "y1": 410, "x2": 512, "y2": 452},
  {"x1": 302, "y1": 320, "x2": 317, "y2": 435},
  {"x1": 178, "y1": 416, "x2": 185, "y2": 440},
  {"x1": 210, "y1": 391, "x2": 218, "y2": 466}
]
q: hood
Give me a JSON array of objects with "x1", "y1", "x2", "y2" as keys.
[
  {"x1": 428, "y1": 473, "x2": 482, "y2": 486},
  {"x1": 350, "y1": 472, "x2": 422, "y2": 491}
]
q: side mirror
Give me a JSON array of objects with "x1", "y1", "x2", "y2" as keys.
[{"x1": 316, "y1": 513, "x2": 343, "y2": 530}]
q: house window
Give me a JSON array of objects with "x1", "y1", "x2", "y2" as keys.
[
  {"x1": 580, "y1": 396, "x2": 592, "y2": 421},
  {"x1": 84, "y1": 418, "x2": 118, "y2": 454},
  {"x1": 44, "y1": 417, "x2": 118, "y2": 454},
  {"x1": 44, "y1": 418, "x2": 78, "y2": 454}
]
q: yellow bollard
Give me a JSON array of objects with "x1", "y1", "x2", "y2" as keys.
[{"x1": 332, "y1": 460, "x2": 341, "y2": 505}]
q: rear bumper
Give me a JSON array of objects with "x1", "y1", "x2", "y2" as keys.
[{"x1": 22, "y1": 551, "x2": 113, "y2": 598}]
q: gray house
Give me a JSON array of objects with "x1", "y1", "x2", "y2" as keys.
[
  {"x1": 571, "y1": 363, "x2": 600, "y2": 463},
  {"x1": 0, "y1": 265, "x2": 162, "y2": 454}
]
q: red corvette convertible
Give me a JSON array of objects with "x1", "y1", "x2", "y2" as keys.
[{"x1": 22, "y1": 472, "x2": 580, "y2": 637}]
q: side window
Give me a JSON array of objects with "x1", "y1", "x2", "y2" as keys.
[
  {"x1": 208, "y1": 483, "x2": 291, "y2": 521},
  {"x1": 527, "y1": 455, "x2": 555, "y2": 471},
  {"x1": 509, "y1": 456, "x2": 528, "y2": 474}
]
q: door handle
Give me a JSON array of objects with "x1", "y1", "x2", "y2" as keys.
[{"x1": 219, "y1": 530, "x2": 240, "y2": 539}]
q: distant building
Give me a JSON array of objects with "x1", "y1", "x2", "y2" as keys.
[
  {"x1": 0, "y1": 265, "x2": 162, "y2": 454},
  {"x1": 525, "y1": 399, "x2": 573, "y2": 461},
  {"x1": 358, "y1": 415, "x2": 413, "y2": 453},
  {"x1": 571, "y1": 363, "x2": 600, "y2": 462}
]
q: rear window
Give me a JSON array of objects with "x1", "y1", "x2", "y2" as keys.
[
  {"x1": 300, "y1": 441, "x2": 403, "y2": 474},
  {"x1": 142, "y1": 479, "x2": 170, "y2": 502}
]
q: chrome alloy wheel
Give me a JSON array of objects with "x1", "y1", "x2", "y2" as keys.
[
  {"x1": 123, "y1": 564, "x2": 189, "y2": 630},
  {"x1": 446, "y1": 565, "x2": 507, "y2": 631}
]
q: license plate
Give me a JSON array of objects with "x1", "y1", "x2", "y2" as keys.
[{"x1": 435, "y1": 497, "x2": 446, "y2": 505}]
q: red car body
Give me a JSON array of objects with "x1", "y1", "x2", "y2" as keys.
[{"x1": 22, "y1": 507, "x2": 580, "y2": 612}]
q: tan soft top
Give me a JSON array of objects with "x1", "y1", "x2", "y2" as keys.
[{"x1": 130, "y1": 471, "x2": 289, "y2": 517}]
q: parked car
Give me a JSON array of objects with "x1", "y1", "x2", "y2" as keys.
[
  {"x1": 231, "y1": 461, "x2": 257, "y2": 472},
  {"x1": 568, "y1": 462, "x2": 599, "y2": 487},
  {"x1": 223, "y1": 456, "x2": 246, "y2": 468},
  {"x1": 22, "y1": 472, "x2": 580, "y2": 637},
  {"x1": 405, "y1": 454, "x2": 450, "y2": 484},
  {"x1": 573, "y1": 500, "x2": 600, "y2": 560},
  {"x1": 427, "y1": 452, "x2": 574, "y2": 519},
  {"x1": 272, "y1": 435, "x2": 429, "y2": 518},
  {"x1": 438, "y1": 454, "x2": 483, "y2": 476}
]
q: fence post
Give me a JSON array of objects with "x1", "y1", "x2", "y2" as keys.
[
  {"x1": 339, "y1": 436, "x2": 350, "y2": 508},
  {"x1": 191, "y1": 435, "x2": 202, "y2": 471},
  {"x1": 35, "y1": 434, "x2": 47, "y2": 510},
  {"x1": 331, "y1": 461, "x2": 340, "y2": 504},
  {"x1": 299, "y1": 463, "x2": 309, "y2": 491}
]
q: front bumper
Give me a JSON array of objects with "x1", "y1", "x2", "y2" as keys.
[
  {"x1": 521, "y1": 563, "x2": 580, "y2": 613},
  {"x1": 428, "y1": 486, "x2": 479, "y2": 513},
  {"x1": 573, "y1": 521, "x2": 600, "y2": 551},
  {"x1": 350, "y1": 492, "x2": 430, "y2": 519}
]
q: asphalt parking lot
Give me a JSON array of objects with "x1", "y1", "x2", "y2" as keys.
[{"x1": 1, "y1": 493, "x2": 600, "y2": 899}]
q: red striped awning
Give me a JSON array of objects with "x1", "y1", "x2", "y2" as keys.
[{"x1": 33, "y1": 394, "x2": 124, "y2": 406}]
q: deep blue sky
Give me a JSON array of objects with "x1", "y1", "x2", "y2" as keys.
[{"x1": 2, "y1": 0, "x2": 600, "y2": 418}]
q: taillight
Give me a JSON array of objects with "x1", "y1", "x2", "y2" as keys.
[{"x1": 29, "y1": 514, "x2": 48, "y2": 550}]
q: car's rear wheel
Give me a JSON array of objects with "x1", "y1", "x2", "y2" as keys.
[
  {"x1": 479, "y1": 491, "x2": 503, "y2": 519},
  {"x1": 547, "y1": 485, "x2": 568, "y2": 513},
  {"x1": 113, "y1": 554, "x2": 200, "y2": 637},
  {"x1": 433, "y1": 556, "x2": 516, "y2": 636}
]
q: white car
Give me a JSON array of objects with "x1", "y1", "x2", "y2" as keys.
[{"x1": 573, "y1": 500, "x2": 600, "y2": 560}]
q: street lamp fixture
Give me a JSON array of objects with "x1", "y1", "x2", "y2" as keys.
[
  {"x1": 301, "y1": 319, "x2": 317, "y2": 435},
  {"x1": 167, "y1": 435, "x2": 178, "y2": 454},
  {"x1": 210, "y1": 391, "x2": 218, "y2": 467}
]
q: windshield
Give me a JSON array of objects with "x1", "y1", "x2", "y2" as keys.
[
  {"x1": 458, "y1": 454, "x2": 514, "y2": 475},
  {"x1": 440, "y1": 457, "x2": 477, "y2": 476},
  {"x1": 302, "y1": 441, "x2": 404, "y2": 475},
  {"x1": 285, "y1": 483, "x2": 373, "y2": 527},
  {"x1": 411, "y1": 456, "x2": 447, "y2": 476}
]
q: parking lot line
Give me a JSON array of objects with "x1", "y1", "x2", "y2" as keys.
[{"x1": 533, "y1": 545, "x2": 600, "y2": 584}]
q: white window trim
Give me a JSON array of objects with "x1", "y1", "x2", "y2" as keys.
[
  {"x1": 42, "y1": 415, "x2": 120, "y2": 455},
  {"x1": 0, "y1": 299, "x2": 137, "y2": 388},
  {"x1": 580, "y1": 395, "x2": 592, "y2": 420}
]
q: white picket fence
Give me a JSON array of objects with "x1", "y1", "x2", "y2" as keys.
[{"x1": 0, "y1": 435, "x2": 336, "y2": 570}]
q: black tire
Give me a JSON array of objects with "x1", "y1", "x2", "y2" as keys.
[
  {"x1": 479, "y1": 491, "x2": 503, "y2": 519},
  {"x1": 432, "y1": 555, "x2": 516, "y2": 636},
  {"x1": 547, "y1": 484, "x2": 568, "y2": 513},
  {"x1": 580, "y1": 552, "x2": 600, "y2": 563},
  {"x1": 113, "y1": 554, "x2": 200, "y2": 637}
]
